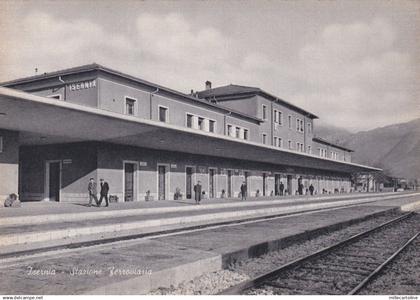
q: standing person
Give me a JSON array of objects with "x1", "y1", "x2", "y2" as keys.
[
  {"x1": 88, "y1": 178, "x2": 98, "y2": 207},
  {"x1": 193, "y1": 181, "x2": 202, "y2": 204},
  {"x1": 309, "y1": 184, "x2": 315, "y2": 196},
  {"x1": 298, "y1": 177, "x2": 303, "y2": 195},
  {"x1": 279, "y1": 181, "x2": 284, "y2": 196},
  {"x1": 98, "y1": 178, "x2": 110, "y2": 207},
  {"x1": 240, "y1": 181, "x2": 247, "y2": 201}
]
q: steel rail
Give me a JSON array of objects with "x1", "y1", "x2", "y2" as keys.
[
  {"x1": 348, "y1": 231, "x2": 419, "y2": 295},
  {"x1": 218, "y1": 211, "x2": 415, "y2": 295}
]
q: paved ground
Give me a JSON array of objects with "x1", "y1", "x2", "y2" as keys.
[
  {"x1": 0, "y1": 191, "x2": 401, "y2": 218},
  {"x1": 0, "y1": 194, "x2": 418, "y2": 295}
]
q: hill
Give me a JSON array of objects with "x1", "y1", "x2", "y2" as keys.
[{"x1": 316, "y1": 118, "x2": 420, "y2": 179}]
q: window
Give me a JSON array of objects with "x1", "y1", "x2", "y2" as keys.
[
  {"x1": 308, "y1": 122, "x2": 312, "y2": 133},
  {"x1": 243, "y1": 129, "x2": 249, "y2": 140},
  {"x1": 0, "y1": 136, "x2": 3, "y2": 153},
  {"x1": 274, "y1": 110, "x2": 278, "y2": 123},
  {"x1": 235, "y1": 127, "x2": 240, "y2": 138},
  {"x1": 125, "y1": 97, "x2": 136, "y2": 116},
  {"x1": 186, "y1": 114, "x2": 193, "y2": 128},
  {"x1": 278, "y1": 137, "x2": 282, "y2": 148},
  {"x1": 158, "y1": 106, "x2": 168, "y2": 122},
  {"x1": 209, "y1": 120, "x2": 215, "y2": 133},
  {"x1": 278, "y1": 111, "x2": 283, "y2": 125},
  {"x1": 288, "y1": 140, "x2": 292, "y2": 149},
  {"x1": 296, "y1": 142, "x2": 304, "y2": 152},
  {"x1": 308, "y1": 145, "x2": 312, "y2": 154},
  {"x1": 262, "y1": 133, "x2": 267, "y2": 144},
  {"x1": 300, "y1": 119, "x2": 304, "y2": 132},
  {"x1": 227, "y1": 125, "x2": 233, "y2": 136},
  {"x1": 197, "y1": 117, "x2": 204, "y2": 130},
  {"x1": 274, "y1": 137, "x2": 278, "y2": 146},
  {"x1": 296, "y1": 119, "x2": 300, "y2": 132},
  {"x1": 319, "y1": 148, "x2": 327, "y2": 158},
  {"x1": 288, "y1": 115, "x2": 292, "y2": 129},
  {"x1": 262, "y1": 105, "x2": 267, "y2": 120}
]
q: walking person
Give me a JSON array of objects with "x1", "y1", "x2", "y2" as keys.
[
  {"x1": 309, "y1": 184, "x2": 315, "y2": 196},
  {"x1": 279, "y1": 181, "x2": 284, "y2": 196},
  {"x1": 240, "y1": 181, "x2": 247, "y2": 201},
  {"x1": 193, "y1": 181, "x2": 202, "y2": 204},
  {"x1": 98, "y1": 178, "x2": 109, "y2": 207},
  {"x1": 88, "y1": 178, "x2": 98, "y2": 207}
]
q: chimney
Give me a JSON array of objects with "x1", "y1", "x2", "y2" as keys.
[{"x1": 205, "y1": 80, "x2": 212, "y2": 90}]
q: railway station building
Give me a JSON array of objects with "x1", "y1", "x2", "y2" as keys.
[{"x1": 0, "y1": 64, "x2": 380, "y2": 204}]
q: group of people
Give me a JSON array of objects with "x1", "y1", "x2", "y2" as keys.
[{"x1": 87, "y1": 178, "x2": 110, "y2": 207}]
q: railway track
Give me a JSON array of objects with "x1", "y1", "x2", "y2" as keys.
[{"x1": 219, "y1": 212, "x2": 420, "y2": 295}]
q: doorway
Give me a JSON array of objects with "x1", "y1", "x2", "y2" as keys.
[
  {"x1": 46, "y1": 160, "x2": 61, "y2": 202},
  {"x1": 186, "y1": 166, "x2": 194, "y2": 199},
  {"x1": 287, "y1": 175, "x2": 293, "y2": 195},
  {"x1": 124, "y1": 162, "x2": 136, "y2": 202},
  {"x1": 262, "y1": 173, "x2": 267, "y2": 196},
  {"x1": 158, "y1": 164, "x2": 168, "y2": 200},
  {"x1": 227, "y1": 170, "x2": 232, "y2": 197},
  {"x1": 209, "y1": 168, "x2": 215, "y2": 198},
  {"x1": 275, "y1": 174, "x2": 281, "y2": 196}
]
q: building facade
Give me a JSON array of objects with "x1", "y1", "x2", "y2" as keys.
[{"x1": 0, "y1": 64, "x2": 379, "y2": 204}]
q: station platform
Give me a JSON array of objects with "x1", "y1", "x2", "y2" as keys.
[
  {"x1": 1, "y1": 192, "x2": 420, "y2": 255},
  {"x1": 0, "y1": 193, "x2": 419, "y2": 294}
]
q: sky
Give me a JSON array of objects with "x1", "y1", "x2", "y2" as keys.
[{"x1": 0, "y1": 0, "x2": 419, "y2": 132}]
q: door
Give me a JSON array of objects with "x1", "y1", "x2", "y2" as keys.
[
  {"x1": 48, "y1": 162, "x2": 60, "y2": 202},
  {"x1": 244, "y1": 171, "x2": 249, "y2": 196},
  {"x1": 227, "y1": 170, "x2": 232, "y2": 197},
  {"x1": 287, "y1": 175, "x2": 293, "y2": 195},
  {"x1": 209, "y1": 169, "x2": 215, "y2": 198},
  {"x1": 124, "y1": 163, "x2": 135, "y2": 202},
  {"x1": 158, "y1": 165, "x2": 166, "y2": 200},
  {"x1": 275, "y1": 174, "x2": 280, "y2": 196},
  {"x1": 262, "y1": 173, "x2": 267, "y2": 196},
  {"x1": 186, "y1": 167, "x2": 193, "y2": 199}
]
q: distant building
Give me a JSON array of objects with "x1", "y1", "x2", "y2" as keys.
[{"x1": 0, "y1": 64, "x2": 380, "y2": 204}]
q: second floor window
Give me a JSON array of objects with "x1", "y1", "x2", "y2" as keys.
[
  {"x1": 278, "y1": 111, "x2": 283, "y2": 125},
  {"x1": 262, "y1": 105, "x2": 267, "y2": 120},
  {"x1": 198, "y1": 117, "x2": 204, "y2": 130},
  {"x1": 186, "y1": 114, "x2": 193, "y2": 128},
  {"x1": 244, "y1": 129, "x2": 249, "y2": 140},
  {"x1": 288, "y1": 115, "x2": 292, "y2": 129},
  {"x1": 227, "y1": 124, "x2": 233, "y2": 136},
  {"x1": 235, "y1": 127, "x2": 240, "y2": 138},
  {"x1": 125, "y1": 98, "x2": 136, "y2": 116},
  {"x1": 159, "y1": 106, "x2": 168, "y2": 122},
  {"x1": 288, "y1": 140, "x2": 292, "y2": 149},
  {"x1": 209, "y1": 120, "x2": 215, "y2": 133},
  {"x1": 262, "y1": 133, "x2": 267, "y2": 144}
]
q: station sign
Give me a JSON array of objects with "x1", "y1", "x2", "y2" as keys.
[{"x1": 68, "y1": 80, "x2": 96, "y2": 91}]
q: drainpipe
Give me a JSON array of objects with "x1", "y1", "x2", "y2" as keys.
[
  {"x1": 58, "y1": 76, "x2": 66, "y2": 100},
  {"x1": 149, "y1": 88, "x2": 159, "y2": 120}
]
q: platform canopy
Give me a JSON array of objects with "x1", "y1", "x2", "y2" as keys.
[{"x1": 0, "y1": 87, "x2": 381, "y2": 174}]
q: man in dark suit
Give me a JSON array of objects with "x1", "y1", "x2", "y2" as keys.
[
  {"x1": 193, "y1": 181, "x2": 202, "y2": 205},
  {"x1": 279, "y1": 181, "x2": 284, "y2": 196},
  {"x1": 240, "y1": 181, "x2": 247, "y2": 201},
  {"x1": 98, "y1": 178, "x2": 109, "y2": 207}
]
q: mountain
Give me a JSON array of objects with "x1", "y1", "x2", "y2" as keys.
[{"x1": 316, "y1": 118, "x2": 420, "y2": 179}]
